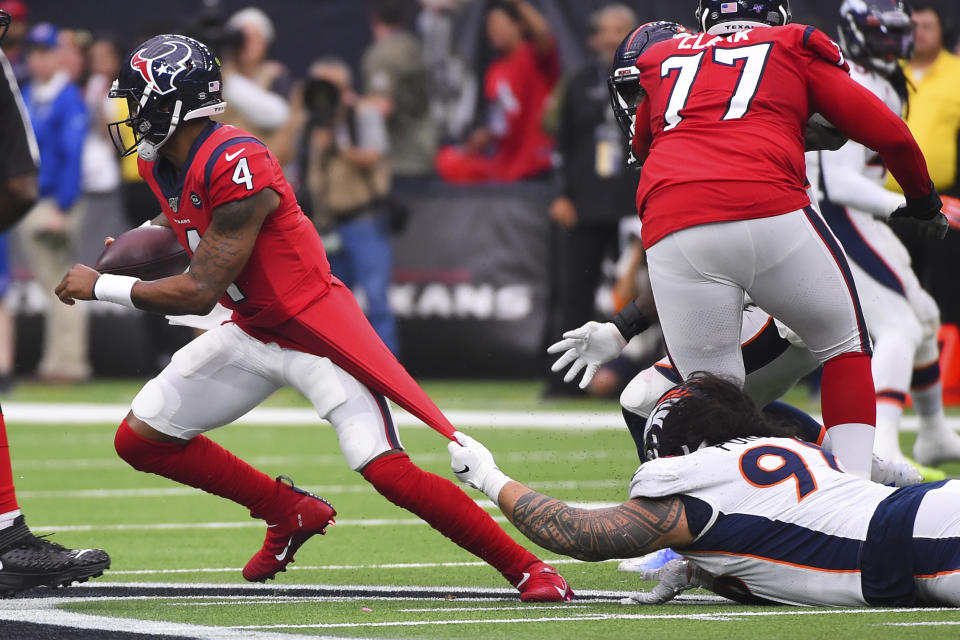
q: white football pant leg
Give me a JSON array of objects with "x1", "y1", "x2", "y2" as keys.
[
  {"x1": 742, "y1": 210, "x2": 869, "y2": 363},
  {"x1": 130, "y1": 323, "x2": 283, "y2": 439},
  {"x1": 645, "y1": 227, "x2": 746, "y2": 385},
  {"x1": 913, "y1": 481, "x2": 960, "y2": 606}
]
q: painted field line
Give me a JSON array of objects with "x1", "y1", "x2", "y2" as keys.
[
  {"x1": 3, "y1": 402, "x2": 625, "y2": 429},
  {"x1": 230, "y1": 606, "x2": 959, "y2": 630},
  {"x1": 882, "y1": 621, "x2": 960, "y2": 627},
  {"x1": 14, "y1": 448, "x2": 626, "y2": 470},
  {"x1": 0, "y1": 602, "x2": 354, "y2": 640},
  {"x1": 4, "y1": 401, "x2": 943, "y2": 432},
  {"x1": 106, "y1": 556, "x2": 619, "y2": 576},
  {"x1": 34, "y1": 516, "x2": 513, "y2": 533},
  {"x1": 17, "y1": 479, "x2": 622, "y2": 499},
  {"x1": 72, "y1": 580, "x2": 670, "y2": 600}
]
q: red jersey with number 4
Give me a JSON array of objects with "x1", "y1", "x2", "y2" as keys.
[
  {"x1": 631, "y1": 24, "x2": 930, "y2": 248},
  {"x1": 140, "y1": 122, "x2": 332, "y2": 326}
]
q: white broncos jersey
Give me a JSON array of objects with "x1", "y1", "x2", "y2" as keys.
[
  {"x1": 629, "y1": 436, "x2": 898, "y2": 606},
  {"x1": 809, "y1": 64, "x2": 907, "y2": 219}
]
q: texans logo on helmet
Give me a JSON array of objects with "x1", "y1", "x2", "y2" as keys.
[{"x1": 130, "y1": 40, "x2": 193, "y2": 96}]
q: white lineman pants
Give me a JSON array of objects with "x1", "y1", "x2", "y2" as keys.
[
  {"x1": 130, "y1": 322, "x2": 402, "y2": 471},
  {"x1": 645, "y1": 209, "x2": 870, "y2": 386}
]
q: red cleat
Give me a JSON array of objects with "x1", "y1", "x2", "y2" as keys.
[
  {"x1": 514, "y1": 561, "x2": 574, "y2": 602},
  {"x1": 242, "y1": 476, "x2": 336, "y2": 582}
]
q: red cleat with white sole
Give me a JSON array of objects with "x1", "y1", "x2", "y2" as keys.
[
  {"x1": 242, "y1": 476, "x2": 336, "y2": 582},
  {"x1": 514, "y1": 561, "x2": 574, "y2": 602}
]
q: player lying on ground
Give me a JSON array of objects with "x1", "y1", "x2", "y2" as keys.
[
  {"x1": 54, "y1": 34, "x2": 571, "y2": 601},
  {"x1": 450, "y1": 373, "x2": 960, "y2": 607},
  {"x1": 0, "y1": 9, "x2": 109, "y2": 597}
]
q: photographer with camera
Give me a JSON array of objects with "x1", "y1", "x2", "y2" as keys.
[
  {"x1": 298, "y1": 58, "x2": 399, "y2": 355},
  {"x1": 212, "y1": 6, "x2": 294, "y2": 164}
]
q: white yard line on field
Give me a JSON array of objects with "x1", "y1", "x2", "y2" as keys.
[
  {"x1": 104, "y1": 556, "x2": 619, "y2": 576},
  {"x1": 0, "y1": 597, "x2": 358, "y2": 640},
  {"x1": 227, "y1": 606, "x2": 960, "y2": 630},
  {"x1": 16, "y1": 479, "x2": 622, "y2": 499},
  {"x1": 33, "y1": 517, "x2": 511, "y2": 532},
  {"x1": 2, "y1": 401, "x2": 941, "y2": 431}
]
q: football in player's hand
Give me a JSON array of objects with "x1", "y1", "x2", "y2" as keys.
[{"x1": 94, "y1": 226, "x2": 189, "y2": 280}]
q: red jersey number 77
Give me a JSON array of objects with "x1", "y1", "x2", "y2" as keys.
[{"x1": 660, "y1": 42, "x2": 774, "y2": 130}]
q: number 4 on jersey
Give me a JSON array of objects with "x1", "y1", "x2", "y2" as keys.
[{"x1": 232, "y1": 157, "x2": 254, "y2": 191}]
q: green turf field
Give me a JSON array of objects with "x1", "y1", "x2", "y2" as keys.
[{"x1": 4, "y1": 380, "x2": 960, "y2": 639}]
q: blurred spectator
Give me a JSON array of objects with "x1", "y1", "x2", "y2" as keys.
[
  {"x1": 418, "y1": 0, "x2": 478, "y2": 143},
  {"x1": 220, "y1": 7, "x2": 295, "y2": 164},
  {"x1": 363, "y1": 0, "x2": 436, "y2": 180},
  {"x1": 299, "y1": 58, "x2": 398, "y2": 354},
  {"x1": 435, "y1": 0, "x2": 558, "y2": 183},
  {"x1": 0, "y1": 1, "x2": 27, "y2": 83},
  {"x1": 18, "y1": 22, "x2": 90, "y2": 382},
  {"x1": 58, "y1": 28, "x2": 90, "y2": 84},
  {"x1": 888, "y1": 2, "x2": 960, "y2": 324},
  {"x1": 543, "y1": 4, "x2": 638, "y2": 396},
  {"x1": 79, "y1": 36, "x2": 124, "y2": 264}
]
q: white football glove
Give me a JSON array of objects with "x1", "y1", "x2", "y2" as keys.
[
  {"x1": 447, "y1": 431, "x2": 512, "y2": 503},
  {"x1": 547, "y1": 321, "x2": 628, "y2": 389},
  {"x1": 620, "y1": 558, "x2": 712, "y2": 605}
]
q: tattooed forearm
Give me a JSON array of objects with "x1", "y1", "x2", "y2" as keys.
[
  {"x1": 130, "y1": 189, "x2": 278, "y2": 315},
  {"x1": 506, "y1": 492, "x2": 687, "y2": 562}
]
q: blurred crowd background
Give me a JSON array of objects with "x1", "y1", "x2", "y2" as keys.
[{"x1": 2, "y1": 0, "x2": 959, "y2": 399}]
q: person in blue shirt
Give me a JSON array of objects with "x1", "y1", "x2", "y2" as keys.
[{"x1": 17, "y1": 22, "x2": 90, "y2": 382}]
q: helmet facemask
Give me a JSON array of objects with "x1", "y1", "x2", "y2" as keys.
[
  {"x1": 608, "y1": 70, "x2": 644, "y2": 142},
  {"x1": 107, "y1": 81, "x2": 183, "y2": 161}
]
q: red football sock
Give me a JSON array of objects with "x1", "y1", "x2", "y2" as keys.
[
  {"x1": 0, "y1": 412, "x2": 18, "y2": 515},
  {"x1": 821, "y1": 352, "x2": 876, "y2": 428},
  {"x1": 362, "y1": 452, "x2": 538, "y2": 584},
  {"x1": 114, "y1": 419, "x2": 286, "y2": 520}
]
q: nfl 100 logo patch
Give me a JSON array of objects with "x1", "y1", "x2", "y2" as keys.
[{"x1": 168, "y1": 196, "x2": 180, "y2": 213}]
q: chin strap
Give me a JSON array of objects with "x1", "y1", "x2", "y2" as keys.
[{"x1": 138, "y1": 99, "x2": 183, "y2": 161}]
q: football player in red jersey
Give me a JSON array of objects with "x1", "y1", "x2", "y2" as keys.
[
  {"x1": 608, "y1": 1, "x2": 946, "y2": 479},
  {"x1": 54, "y1": 34, "x2": 572, "y2": 601}
]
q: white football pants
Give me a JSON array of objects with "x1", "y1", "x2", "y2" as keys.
[
  {"x1": 130, "y1": 322, "x2": 402, "y2": 471},
  {"x1": 645, "y1": 209, "x2": 869, "y2": 386}
]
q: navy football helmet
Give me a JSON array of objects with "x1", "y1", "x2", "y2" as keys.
[
  {"x1": 108, "y1": 34, "x2": 226, "y2": 161},
  {"x1": 696, "y1": 0, "x2": 791, "y2": 36},
  {"x1": 641, "y1": 383, "x2": 707, "y2": 463},
  {"x1": 608, "y1": 21, "x2": 691, "y2": 143},
  {"x1": 838, "y1": 0, "x2": 913, "y2": 76},
  {"x1": 0, "y1": 10, "x2": 11, "y2": 44}
]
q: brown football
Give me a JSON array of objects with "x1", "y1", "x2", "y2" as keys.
[{"x1": 94, "y1": 225, "x2": 190, "y2": 281}]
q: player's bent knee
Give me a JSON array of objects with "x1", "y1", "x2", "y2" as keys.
[
  {"x1": 338, "y1": 422, "x2": 394, "y2": 471},
  {"x1": 621, "y1": 368, "x2": 675, "y2": 418}
]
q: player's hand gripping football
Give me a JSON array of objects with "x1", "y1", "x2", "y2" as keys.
[
  {"x1": 889, "y1": 186, "x2": 949, "y2": 240},
  {"x1": 448, "y1": 432, "x2": 511, "y2": 503},
  {"x1": 547, "y1": 321, "x2": 628, "y2": 389}
]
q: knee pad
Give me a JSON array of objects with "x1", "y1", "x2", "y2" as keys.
[
  {"x1": 130, "y1": 376, "x2": 186, "y2": 438},
  {"x1": 338, "y1": 418, "x2": 395, "y2": 471},
  {"x1": 620, "y1": 367, "x2": 675, "y2": 418}
]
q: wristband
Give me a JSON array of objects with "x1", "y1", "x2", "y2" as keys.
[
  {"x1": 613, "y1": 303, "x2": 652, "y2": 341},
  {"x1": 93, "y1": 274, "x2": 140, "y2": 308},
  {"x1": 483, "y1": 469, "x2": 513, "y2": 504}
]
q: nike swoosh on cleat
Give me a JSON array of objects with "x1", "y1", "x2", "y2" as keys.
[
  {"x1": 275, "y1": 536, "x2": 294, "y2": 562},
  {"x1": 555, "y1": 585, "x2": 567, "y2": 597},
  {"x1": 224, "y1": 148, "x2": 245, "y2": 161},
  {"x1": 516, "y1": 572, "x2": 530, "y2": 589},
  {"x1": 453, "y1": 465, "x2": 470, "y2": 474}
]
